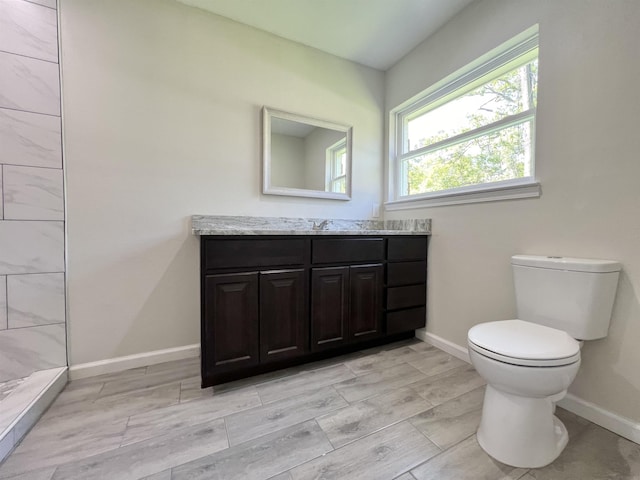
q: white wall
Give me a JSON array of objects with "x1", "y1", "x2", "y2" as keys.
[
  {"x1": 59, "y1": 0, "x2": 384, "y2": 365},
  {"x1": 0, "y1": 0, "x2": 66, "y2": 382},
  {"x1": 385, "y1": 0, "x2": 640, "y2": 423}
]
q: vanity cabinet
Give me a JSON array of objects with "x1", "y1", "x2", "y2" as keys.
[
  {"x1": 202, "y1": 268, "x2": 308, "y2": 379},
  {"x1": 310, "y1": 238, "x2": 384, "y2": 351},
  {"x1": 201, "y1": 238, "x2": 309, "y2": 384},
  {"x1": 311, "y1": 263, "x2": 383, "y2": 351},
  {"x1": 200, "y1": 234, "x2": 427, "y2": 387},
  {"x1": 385, "y1": 237, "x2": 428, "y2": 334}
]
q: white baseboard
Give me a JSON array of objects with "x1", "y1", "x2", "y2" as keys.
[
  {"x1": 414, "y1": 330, "x2": 639, "y2": 446},
  {"x1": 416, "y1": 329, "x2": 471, "y2": 363},
  {"x1": 68, "y1": 344, "x2": 200, "y2": 380},
  {"x1": 558, "y1": 393, "x2": 640, "y2": 445}
]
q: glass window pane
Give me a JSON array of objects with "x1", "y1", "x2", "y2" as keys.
[
  {"x1": 402, "y1": 121, "x2": 532, "y2": 196},
  {"x1": 331, "y1": 176, "x2": 346, "y2": 193},
  {"x1": 406, "y1": 60, "x2": 537, "y2": 153},
  {"x1": 335, "y1": 149, "x2": 346, "y2": 176}
]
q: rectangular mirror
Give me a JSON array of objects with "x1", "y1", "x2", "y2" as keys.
[{"x1": 263, "y1": 107, "x2": 352, "y2": 200}]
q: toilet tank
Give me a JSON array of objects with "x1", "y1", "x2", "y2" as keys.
[{"x1": 511, "y1": 255, "x2": 621, "y2": 340}]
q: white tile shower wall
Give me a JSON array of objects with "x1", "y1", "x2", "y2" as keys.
[
  {"x1": 0, "y1": 0, "x2": 58, "y2": 63},
  {"x1": 3, "y1": 165, "x2": 64, "y2": 220},
  {"x1": 0, "y1": 221, "x2": 64, "y2": 274},
  {"x1": 0, "y1": 51, "x2": 60, "y2": 116},
  {"x1": 7, "y1": 273, "x2": 65, "y2": 328},
  {"x1": 0, "y1": 108, "x2": 62, "y2": 168},
  {"x1": 0, "y1": 324, "x2": 66, "y2": 381},
  {"x1": 0, "y1": 0, "x2": 65, "y2": 383}
]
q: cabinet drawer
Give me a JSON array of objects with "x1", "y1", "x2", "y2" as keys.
[
  {"x1": 204, "y1": 239, "x2": 307, "y2": 269},
  {"x1": 387, "y1": 237, "x2": 427, "y2": 261},
  {"x1": 386, "y1": 307, "x2": 426, "y2": 334},
  {"x1": 312, "y1": 238, "x2": 384, "y2": 264},
  {"x1": 387, "y1": 261, "x2": 426, "y2": 287},
  {"x1": 386, "y1": 284, "x2": 426, "y2": 310}
]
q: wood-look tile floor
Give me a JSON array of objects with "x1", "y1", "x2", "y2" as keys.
[{"x1": 1, "y1": 339, "x2": 639, "y2": 479}]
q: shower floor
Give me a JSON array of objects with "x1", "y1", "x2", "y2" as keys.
[
  {"x1": 0, "y1": 377, "x2": 27, "y2": 404},
  {"x1": 0, "y1": 367, "x2": 67, "y2": 463}
]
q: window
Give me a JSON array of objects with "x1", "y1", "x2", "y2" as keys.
[
  {"x1": 390, "y1": 27, "x2": 540, "y2": 207},
  {"x1": 326, "y1": 139, "x2": 347, "y2": 193}
]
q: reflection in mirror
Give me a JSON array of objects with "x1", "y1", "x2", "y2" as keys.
[{"x1": 263, "y1": 107, "x2": 352, "y2": 200}]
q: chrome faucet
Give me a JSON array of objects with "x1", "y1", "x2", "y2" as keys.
[{"x1": 312, "y1": 220, "x2": 329, "y2": 231}]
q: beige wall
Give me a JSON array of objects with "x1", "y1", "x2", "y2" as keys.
[
  {"x1": 385, "y1": 0, "x2": 640, "y2": 422},
  {"x1": 59, "y1": 0, "x2": 384, "y2": 365}
]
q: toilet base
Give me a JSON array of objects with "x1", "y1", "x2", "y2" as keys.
[{"x1": 476, "y1": 385, "x2": 569, "y2": 468}]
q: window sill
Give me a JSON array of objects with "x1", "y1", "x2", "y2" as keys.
[{"x1": 384, "y1": 181, "x2": 541, "y2": 210}]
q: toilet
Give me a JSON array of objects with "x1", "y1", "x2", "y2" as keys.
[{"x1": 467, "y1": 255, "x2": 621, "y2": 468}]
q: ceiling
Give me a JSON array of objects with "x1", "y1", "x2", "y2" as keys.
[{"x1": 175, "y1": 0, "x2": 476, "y2": 71}]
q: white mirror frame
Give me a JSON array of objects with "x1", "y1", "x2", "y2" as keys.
[{"x1": 262, "y1": 107, "x2": 353, "y2": 200}]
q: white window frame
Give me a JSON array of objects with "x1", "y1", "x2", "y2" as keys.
[
  {"x1": 326, "y1": 139, "x2": 347, "y2": 193},
  {"x1": 386, "y1": 26, "x2": 541, "y2": 210}
]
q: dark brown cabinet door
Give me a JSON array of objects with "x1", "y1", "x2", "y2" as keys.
[
  {"x1": 311, "y1": 266, "x2": 349, "y2": 352},
  {"x1": 349, "y1": 264, "x2": 383, "y2": 342},
  {"x1": 203, "y1": 272, "x2": 259, "y2": 376},
  {"x1": 260, "y1": 269, "x2": 307, "y2": 363}
]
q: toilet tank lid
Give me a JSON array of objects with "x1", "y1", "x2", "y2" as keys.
[{"x1": 511, "y1": 255, "x2": 621, "y2": 273}]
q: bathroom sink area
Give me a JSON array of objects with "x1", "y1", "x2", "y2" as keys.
[{"x1": 193, "y1": 214, "x2": 431, "y2": 386}]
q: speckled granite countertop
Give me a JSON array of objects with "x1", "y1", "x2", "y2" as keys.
[{"x1": 192, "y1": 215, "x2": 431, "y2": 236}]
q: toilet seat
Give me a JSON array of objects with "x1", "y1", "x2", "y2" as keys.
[{"x1": 468, "y1": 319, "x2": 580, "y2": 367}]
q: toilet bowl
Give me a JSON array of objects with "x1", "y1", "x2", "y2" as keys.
[
  {"x1": 468, "y1": 320, "x2": 581, "y2": 468},
  {"x1": 467, "y1": 255, "x2": 621, "y2": 468}
]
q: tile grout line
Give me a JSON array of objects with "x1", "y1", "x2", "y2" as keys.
[
  {"x1": 331, "y1": 368, "x2": 429, "y2": 405},
  {"x1": 516, "y1": 469, "x2": 533, "y2": 479},
  {"x1": 94, "y1": 382, "x2": 106, "y2": 399},
  {"x1": 1, "y1": 272, "x2": 65, "y2": 277},
  {"x1": 280, "y1": 418, "x2": 441, "y2": 479},
  {"x1": 320, "y1": 399, "x2": 436, "y2": 452},
  {"x1": 22, "y1": 0, "x2": 58, "y2": 12},
  {"x1": 4, "y1": 274, "x2": 7, "y2": 329},
  {"x1": 406, "y1": 377, "x2": 486, "y2": 407},
  {"x1": 178, "y1": 380, "x2": 185, "y2": 404},
  {"x1": 222, "y1": 417, "x2": 230, "y2": 451},
  {"x1": 278, "y1": 419, "x2": 336, "y2": 478},
  {"x1": 118, "y1": 415, "x2": 134, "y2": 448},
  {"x1": 0, "y1": 105, "x2": 60, "y2": 119},
  {"x1": 0, "y1": 48, "x2": 58, "y2": 66},
  {"x1": 1, "y1": 321, "x2": 66, "y2": 332},
  {"x1": 0, "y1": 163, "x2": 63, "y2": 172},
  {"x1": 413, "y1": 417, "x2": 472, "y2": 453}
]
